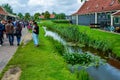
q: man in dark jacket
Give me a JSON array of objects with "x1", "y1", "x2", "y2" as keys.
[{"x1": 0, "y1": 22, "x2": 4, "y2": 46}]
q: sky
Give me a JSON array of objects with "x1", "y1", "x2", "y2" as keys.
[{"x1": 0, "y1": 0, "x2": 83, "y2": 15}]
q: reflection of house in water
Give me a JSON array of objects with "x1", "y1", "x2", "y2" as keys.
[
  {"x1": 0, "y1": 6, "x2": 17, "y2": 21},
  {"x1": 71, "y1": 0, "x2": 120, "y2": 28}
]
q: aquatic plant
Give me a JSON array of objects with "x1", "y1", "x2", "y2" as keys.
[
  {"x1": 63, "y1": 52, "x2": 106, "y2": 67},
  {"x1": 77, "y1": 69, "x2": 92, "y2": 80},
  {"x1": 40, "y1": 21, "x2": 112, "y2": 55}
]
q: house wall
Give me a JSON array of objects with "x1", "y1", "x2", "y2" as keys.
[
  {"x1": 71, "y1": 15, "x2": 76, "y2": 24},
  {"x1": 78, "y1": 14, "x2": 95, "y2": 25}
]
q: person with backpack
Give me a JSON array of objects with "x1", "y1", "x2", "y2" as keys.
[
  {"x1": 5, "y1": 20, "x2": 14, "y2": 46},
  {"x1": 32, "y1": 22, "x2": 39, "y2": 47},
  {"x1": 14, "y1": 22, "x2": 22, "y2": 46}
]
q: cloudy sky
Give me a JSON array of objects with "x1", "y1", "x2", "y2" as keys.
[{"x1": 0, "y1": 0, "x2": 83, "y2": 15}]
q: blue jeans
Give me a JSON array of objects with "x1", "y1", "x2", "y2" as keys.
[
  {"x1": 8, "y1": 34, "x2": 14, "y2": 45},
  {"x1": 16, "y1": 35, "x2": 21, "y2": 44},
  {"x1": 0, "y1": 35, "x2": 3, "y2": 45},
  {"x1": 32, "y1": 33, "x2": 39, "y2": 45}
]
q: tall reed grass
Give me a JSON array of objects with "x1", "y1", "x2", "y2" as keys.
[{"x1": 40, "y1": 21, "x2": 112, "y2": 53}]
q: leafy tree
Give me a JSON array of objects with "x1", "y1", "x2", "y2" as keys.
[
  {"x1": 2, "y1": 4, "x2": 13, "y2": 14},
  {"x1": 18, "y1": 13, "x2": 24, "y2": 20},
  {"x1": 24, "y1": 13, "x2": 31, "y2": 21},
  {"x1": 44, "y1": 11, "x2": 50, "y2": 19},
  {"x1": 34, "y1": 13, "x2": 40, "y2": 21},
  {"x1": 55, "y1": 13, "x2": 66, "y2": 19},
  {"x1": 41, "y1": 12, "x2": 44, "y2": 15},
  {"x1": 52, "y1": 12, "x2": 56, "y2": 15}
]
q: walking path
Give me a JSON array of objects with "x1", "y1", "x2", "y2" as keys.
[{"x1": 0, "y1": 27, "x2": 32, "y2": 72}]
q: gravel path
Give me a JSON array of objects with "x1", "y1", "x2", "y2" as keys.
[{"x1": 0, "y1": 27, "x2": 32, "y2": 72}]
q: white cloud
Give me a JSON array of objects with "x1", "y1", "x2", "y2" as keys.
[
  {"x1": 0, "y1": 0, "x2": 82, "y2": 15},
  {"x1": 28, "y1": 0, "x2": 54, "y2": 6}
]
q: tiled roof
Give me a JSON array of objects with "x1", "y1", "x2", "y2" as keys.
[
  {"x1": 39, "y1": 14, "x2": 55, "y2": 19},
  {"x1": 50, "y1": 14, "x2": 55, "y2": 18},
  {"x1": 76, "y1": 0, "x2": 120, "y2": 15},
  {"x1": 39, "y1": 15, "x2": 44, "y2": 18},
  {"x1": 0, "y1": 6, "x2": 8, "y2": 15}
]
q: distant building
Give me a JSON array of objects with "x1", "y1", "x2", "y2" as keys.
[
  {"x1": 39, "y1": 14, "x2": 55, "y2": 19},
  {"x1": 71, "y1": 0, "x2": 120, "y2": 27},
  {"x1": 0, "y1": 6, "x2": 17, "y2": 21},
  {"x1": 65, "y1": 15, "x2": 72, "y2": 20}
]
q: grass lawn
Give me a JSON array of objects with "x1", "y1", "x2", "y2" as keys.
[{"x1": 0, "y1": 27, "x2": 77, "y2": 80}]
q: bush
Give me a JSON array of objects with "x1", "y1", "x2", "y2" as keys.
[{"x1": 52, "y1": 20, "x2": 70, "y2": 24}]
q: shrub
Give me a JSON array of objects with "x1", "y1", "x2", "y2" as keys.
[{"x1": 52, "y1": 20, "x2": 70, "y2": 24}]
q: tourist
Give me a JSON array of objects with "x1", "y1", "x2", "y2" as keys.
[
  {"x1": 0, "y1": 21, "x2": 4, "y2": 46},
  {"x1": 14, "y1": 22, "x2": 22, "y2": 46},
  {"x1": 5, "y1": 20, "x2": 14, "y2": 46},
  {"x1": 1, "y1": 20, "x2": 6, "y2": 39},
  {"x1": 32, "y1": 22, "x2": 39, "y2": 47}
]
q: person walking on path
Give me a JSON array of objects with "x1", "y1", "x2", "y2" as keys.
[
  {"x1": 0, "y1": 22, "x2": 4, "y2": 46},
  {"x1": 32, "y1": 22, "x2": 39, "y2": 47},
  {"x1": 5, "y1": 20, "x2": 14, "y2": 46},
  {"x1": 1, "y1": 20, "x2": 6, "y2": 39},
  {"x1": 14, "y1": 22, "x2": 22, "y2": 46}
]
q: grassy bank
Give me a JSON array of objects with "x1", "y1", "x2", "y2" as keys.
[
  {"x1": 40, "y1": 21, "x2": 120, "y2": 58},
  {"x1": 0, "y1": 27, "x2": 77, "y2": 80}
]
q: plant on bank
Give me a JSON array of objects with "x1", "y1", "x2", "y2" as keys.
[
  {"x1": 52, "y1": 20, "x2": 70, "y2": 24},
  {"x1": 76, "y1": 69, "x2": 92, "y2": 80},
  {"x1": 40, "y1": 21, "x2": 112, "y2": 53},
  {"x1": 63, "y1": 52, "x2": 106, "y2": 67}
]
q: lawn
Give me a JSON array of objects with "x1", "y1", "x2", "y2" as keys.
[{"x1": 0, "y1": 27, "x2": 77, "y2": 80}]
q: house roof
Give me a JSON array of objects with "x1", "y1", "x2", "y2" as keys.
[
  {"x1": 113, "y1": 10, "x2": 120, "y2": 16},
  {"x1": 0, "y1": 6, "x2": 8, "y2": 15},
  {"x1": 39, "y1": 15, "x2": 44, "y2": 18},
  {"x1": 76, "y1": 0, "x2": 120, "y2": 15},
  {"x1": 39, "y1": 14, "x2": 55, "y2": 19},
  {"x1": 50, "y1": 14, "x2": 55, "y2": 18}
]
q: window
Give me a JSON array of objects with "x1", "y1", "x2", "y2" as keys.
[{"x1": 114, "y1": 17, "x2": 119, "y2": 24}]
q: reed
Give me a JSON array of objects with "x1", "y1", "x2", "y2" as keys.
[{"x1": 40, "y1": 21, "x2": 112, "y2": 53}]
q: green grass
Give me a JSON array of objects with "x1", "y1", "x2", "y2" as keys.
[
  {"x1": 40, "y1": 21, "x2": 120, "y2": 58},
  {"x1": 0, "y1": 27, "x2": 77, "y2": 80},
  {"x1": 78, "y1": 26, "x2": 120, "y2": 57}
]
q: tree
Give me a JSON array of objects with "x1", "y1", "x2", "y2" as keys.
[
  {"x1": 55, "y1": 13, "x2": 66, "y2": 19},
  {"x1": 52, "y1": 12, "x2": 56, "y2": 15},
  {"x1": 41, "y1": 12, "x2": 44, "y2": 15},
  {"x1": 34, "y1": 13, "x2": 40, "y2": 21},
  {"x1": 18, "y1": 13, "x2": 24, "y2": 20},
  {"x1": 2, "y1": 4, "x2": 13, "y2": 14},
  {"x1": 44, "y1": 11, "x2": 50, "y2": 19},
  {"x1": 24, "y1": 13, "x2": 31, "y2": 21}
]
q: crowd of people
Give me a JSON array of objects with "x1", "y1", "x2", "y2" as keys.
[
  {"x1": 0, "y1": 19, "x2": 39, "y2": 47},
  {"x1": 0, "y1": 19, "x2": 23, "y2": 46}
]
